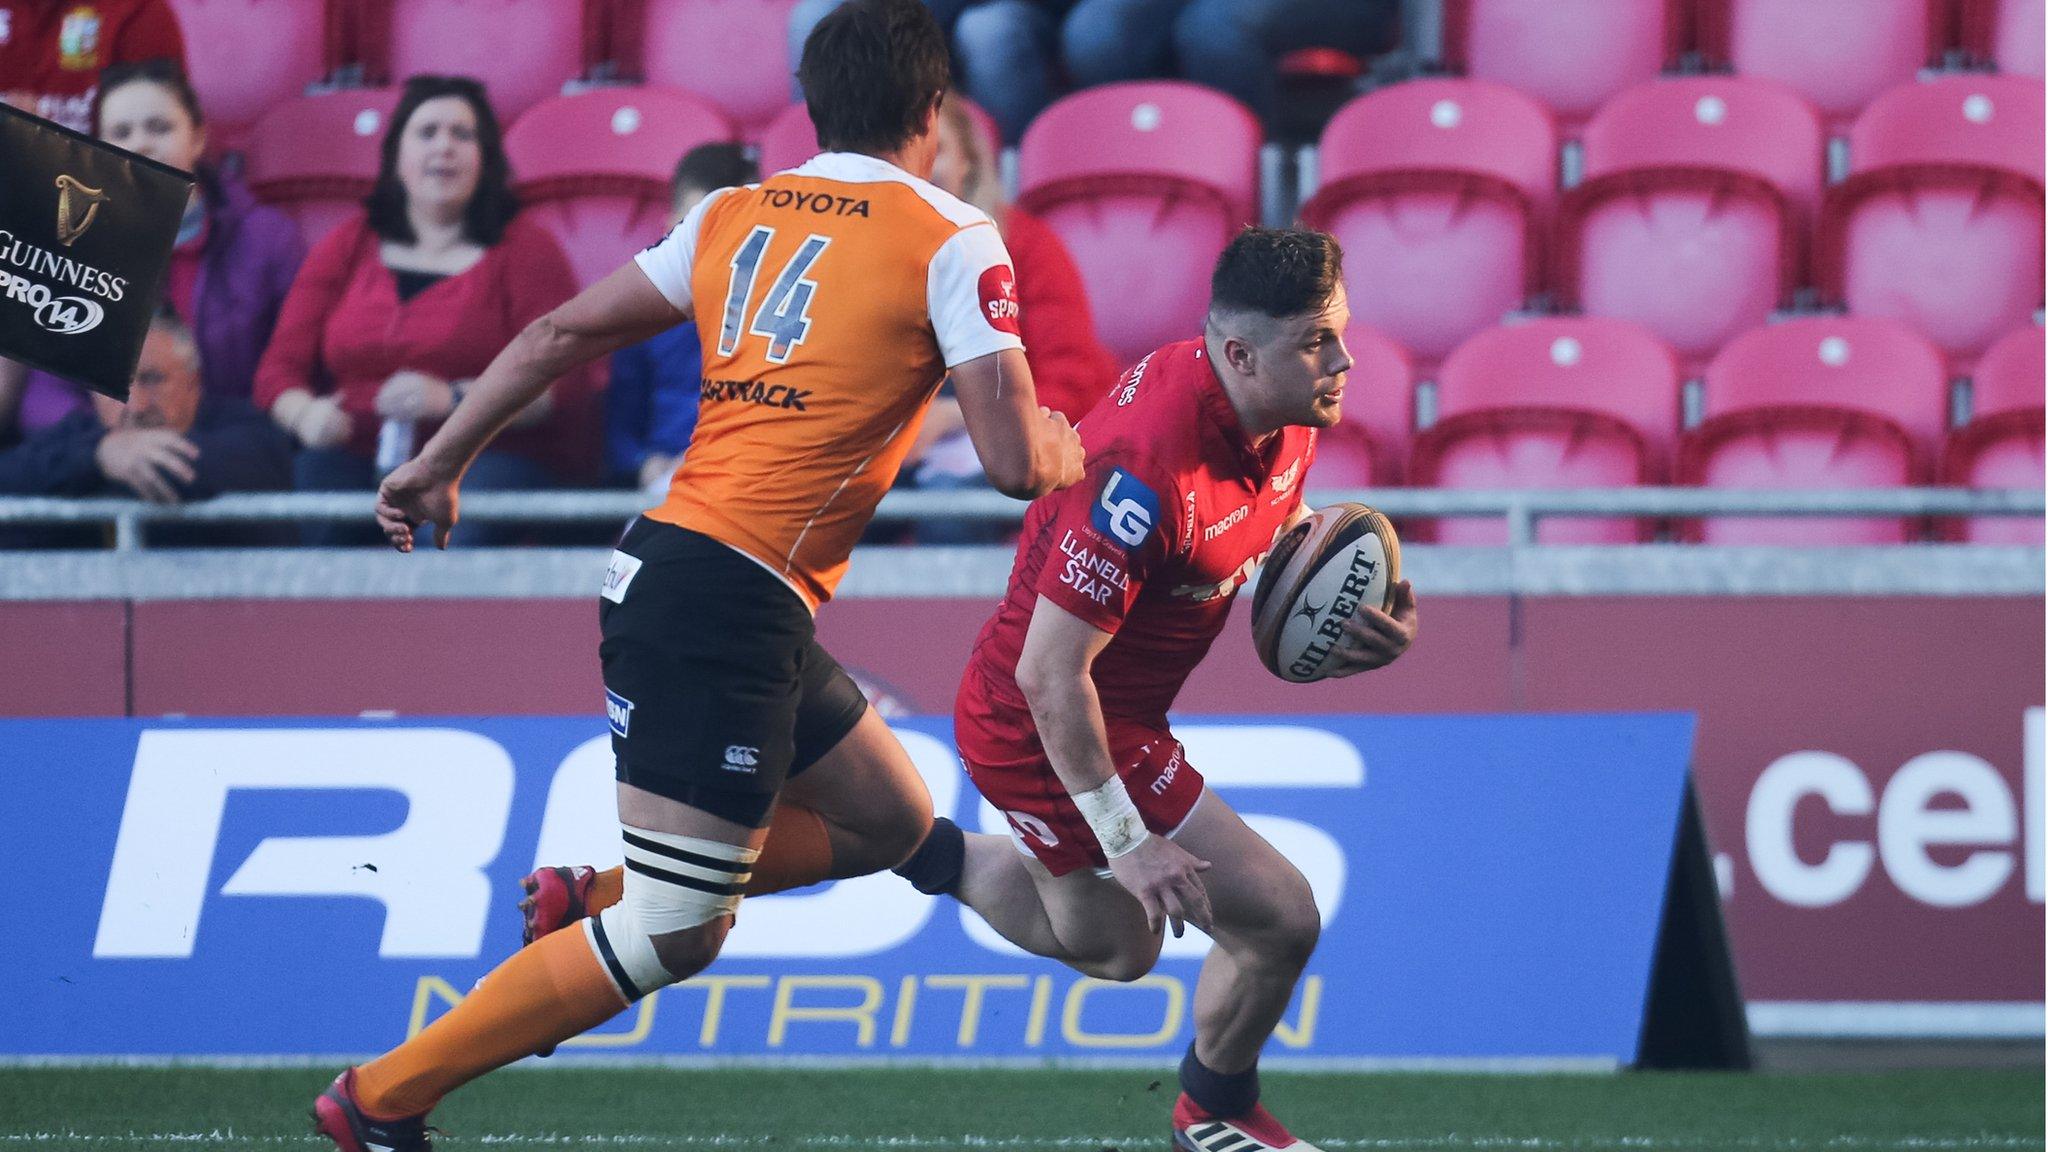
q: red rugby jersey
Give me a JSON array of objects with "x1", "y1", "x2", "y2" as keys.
[
  {"x1": 960, "y1": 338, "x2": 1316, "y2": 734},
  {"x1": 0, "y1": 0, "x2": 186, "y2": 133}
]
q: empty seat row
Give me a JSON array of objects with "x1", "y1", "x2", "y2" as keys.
[
  {"x1": 1443, "y1": 0, "x2": 2044, "y2": 129},
  {"x1": 1308, "y1": 318, "x2": 2043, "y2": 545},
  {"x1": 241, "y1": 73, "x2": 2042, "y2": 381},
  {"x1": 1305, "y1": 73, "x2": 2044, "y2": 372},
  {"x1": 166, "y1": 0, "x2": 795, "y2": 144}
]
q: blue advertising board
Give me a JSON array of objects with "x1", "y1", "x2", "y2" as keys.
[{"x1": 3, "y1": 714, "x2": 1695, "y2": 1063}]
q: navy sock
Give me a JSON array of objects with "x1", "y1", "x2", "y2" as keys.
[
  {"x1": 892, "y1": 815, "x2": 966, "y2": 895},
  {"x1": 1179, "y1": 1043, "x2": 1260, "y2": 1118}
]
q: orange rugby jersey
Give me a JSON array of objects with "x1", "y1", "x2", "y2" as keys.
[{"x1": 632, "y1": 151, "x2": 1024, "y2": 608}]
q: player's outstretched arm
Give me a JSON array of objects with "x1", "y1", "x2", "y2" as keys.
[
  {"x1": 1016, "y1": 598, "x2": 1213, "y2": 938},
  {"x1": 376, "y1": 265, "x2": 685, "y2": 550},
  {"x1": 950, "y1": 348, "x2": 1085, "y2": 500}
]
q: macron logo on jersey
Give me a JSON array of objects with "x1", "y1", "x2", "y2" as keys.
[
  {"x1": 978, "y1": 264, "x2": 1021, "y2": 336},
  {"x1": 1093, "y1": 468, "x2": 1160, "y2": 548}
]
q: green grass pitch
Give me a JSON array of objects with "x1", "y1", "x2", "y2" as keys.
[{"x1": 0, "y1": 1067, "x2": 2038, "y2": 1151}]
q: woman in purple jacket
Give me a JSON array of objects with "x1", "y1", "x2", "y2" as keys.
[{"x1": 0, "y1": 60, "x2": 305, "y2": 439}]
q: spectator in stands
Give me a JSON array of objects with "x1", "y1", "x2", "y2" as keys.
[
  {"x1": 910, "y1": 93, "x2": 1119, "y2": 541},
  {"x1": 788, "y1": 0, "x2": 1063, "y2": 142},
  {"x1": 254, "y1": 75, "x2": 597, "y2": 546},
  {"x1": 0, "y1": 0, "x2": 185, "y2": 133},
  {"x1": 0, "y1": 311, "x2": 292, "y2": 546},
  {"x1": 4, "y1": 61, "x2": 305, "y2": 441},
  {"x1": 1063, "y1": 0, "x2": 1399, "y2": 124},
  {"x1": 606, "y1": 142, "x2": 756, "y2": 492}
]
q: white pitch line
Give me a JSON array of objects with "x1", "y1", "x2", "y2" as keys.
[{"x1": 0, "y1": 1134, "x2": 2041, "y2": 1150}]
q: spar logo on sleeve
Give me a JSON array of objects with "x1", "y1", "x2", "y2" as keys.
[
  {"x1": 1092, "y1": 467, "x2": 1160, "y2": 548},
  {"x1": 977, "y1": 264, "x2": 1021, "y2": 336}
]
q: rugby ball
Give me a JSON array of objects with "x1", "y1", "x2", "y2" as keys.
[{"x1": 1250, "y1": 503, "x2": 1401, "y2": 683}]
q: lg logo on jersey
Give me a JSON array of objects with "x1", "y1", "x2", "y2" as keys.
[{"x1": 1093, "y1": 468, "x2": 1159, "y2": 548}]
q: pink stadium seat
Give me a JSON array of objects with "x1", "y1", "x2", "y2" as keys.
[
  {"x1": 1818, "y1": 76, "x2": 2046, "y2": 369},
  {"x1": 1683, "y1": 317, "x2": 1946, "y2": 543},
  {"x1": 1442, "y1": 0, "x2": 1683, "y2": 128},
  {"x1": 1300, "y1": 80, "x2": 1557, "y2": 371},
  {"x1": 1308, "y1": 420, "x2": 1376, "y2": 492},
  {"x1": 363, "y1": 0, "x2": 591, "y2": 123},
  {"x1": 757, "y1": 95, "x2": 999, "y2": 177},
  {"x1": 1964, "y1": 0, "x2": 2046, "y2": 76},
  {"x1": 1558, "y1": 77, "x2": 1825, "y2": 370},
  {"x1": 168, "y1": 0, "x2": 330, "y2": 148},
  {"x1": 757, "y1": 102, "x2": 819, "y2": 178},
  {"x1": 1945, "y1": 325, "x2": 2045, "y2": 542},
  {"x1": 505, "y1": 88, "x2": 735, "y2": 289},
  {"x1": 1308, "y1": 324, "x2": 1411, "y2": 488},
  {"x1": 1017, "y1": 82, "x2": 1261, "y2": 367},
  {"x1": 631, "y1": 0, "x2": 798, "y2": 138},
  {"x1": 245, "y1": 88, "x2": 400, "y2": 247},
  {"x1": 1698, "y1": 0, "x2": 1945, "y2": 127},
  {"x1": 1412, "y1": 318, "x2": 1681, "y2": 544}
]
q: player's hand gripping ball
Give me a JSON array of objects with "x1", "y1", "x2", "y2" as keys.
[{"x1": 1251, "y1": 503, "x2": 1410, "y2": 682}]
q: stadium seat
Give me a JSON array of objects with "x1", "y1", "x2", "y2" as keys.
[
  {"x1": 757, "y1": 95, "x2": 1000, "y2": 178},
  {"x1": 1682, "y1": 317, "x2": 1947, "y2": 543},
  {"x1": 1945, "y1": 325, "x2": 2045, "y2": 542},
  {"x1": 1818, "y1": 75, "x2": 2046, "y2": 369},
  {"x1": 245, "y1": 88, "x2": 400, "y2": 247},
  {"x1": 505, "y1": 88, "x2": 736, "y2": 289},
  {"x1": 1309, "y1": 324, "x2": 1411, "y2": 488},
  {"x1": 630, "y1": 0, "x2": 799, "y2": 138},
  {"x1": 757, "y1": 102, "x2": 819, "y2": 178},
  {"x1": 359, "y1": 0, "x2": 591, "y2": 123},
  {"x1": 167, "y1": 0, "x2": 331, "y2": 148},
  {"x1": 1441, "y1": 0, "x2": 1683, "y2": 128},
  {"x1": 1697, "y1": 0, "x2": 1945, "y2": 128},
  {"x1": 1963, "y1": 0, "x2": 2046, "y2": 77},
  {"x1": 1016, "y1": 82, "x2": 1261, "y2": 367},
  {"x1": 1299, "y1": 80, "x2": 1557, "y2": 371},
  {"x1": 1557, "y1": 77, "x2": 1825, "y2": 370},
  {"x1": 1410, "y1": 318, "x2": 1681, "y2": 544}
]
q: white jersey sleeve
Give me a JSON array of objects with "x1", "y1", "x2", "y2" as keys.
[
  {"x1": 632, "y1": 186, "x2": 735, "y2": 315},
  {"x1": 927, "y1": 220, "x2": 1026, "y2": 369}
]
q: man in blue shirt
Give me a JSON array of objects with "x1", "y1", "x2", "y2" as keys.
[{"x1": 605, "y1": 143, "x2": 759, "y2": 491}]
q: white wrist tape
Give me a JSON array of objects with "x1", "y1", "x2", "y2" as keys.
[{"x1": 1072, "y1": 775, "x2": 1149, "y2": 859}]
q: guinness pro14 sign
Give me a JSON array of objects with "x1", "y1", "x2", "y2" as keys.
[{"x1": 0, "y1": 101, "x2": 193, "y2": 402}]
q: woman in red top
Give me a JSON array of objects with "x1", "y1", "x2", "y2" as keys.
[{"x1": 254, "y1": 74, "x2": 596, "y2": 545}]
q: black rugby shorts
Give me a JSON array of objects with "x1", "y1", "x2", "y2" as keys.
[{"x1": 598, "y1": 518, "x2": 869, "y2": 827}]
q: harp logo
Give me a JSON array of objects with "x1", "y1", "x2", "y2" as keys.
[{"x1": 54, "y1": 174, "x2": 108, "y2": 247}]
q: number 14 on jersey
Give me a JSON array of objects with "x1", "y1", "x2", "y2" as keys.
[{"x1": 720, "y1": 226, "x2": 832, "y2": 364}]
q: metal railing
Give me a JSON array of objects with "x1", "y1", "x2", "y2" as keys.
[{"x1": 0, "y1": 486, "x2": 2038, "y2": 551}]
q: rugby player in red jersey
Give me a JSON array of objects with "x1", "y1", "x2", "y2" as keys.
[{"x1": 892, "y1": 228, "x2": 1420, "y2": 1152}]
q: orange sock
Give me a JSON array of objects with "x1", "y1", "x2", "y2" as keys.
[
  {"x1": 353, "y1": 926, "x2": 628, "y2": 1118},
  {"x1": 579, "y1": 803, "x2": 835, "y2": 918},
  {"x1": 588, "y1": 861, "x2": 623, "y2": 911}
]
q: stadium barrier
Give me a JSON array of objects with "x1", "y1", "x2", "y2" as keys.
[
  {"x1": 0, "y1": 489, "x2": 2039, "y2": 1045},
  {"x1": 0, "y1": 486, "x2": 2040, "y2": 551}
]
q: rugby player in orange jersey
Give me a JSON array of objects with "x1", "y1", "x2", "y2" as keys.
[{"x1": 314, "y1": 1, "x2": 1083, "y2": 1147}]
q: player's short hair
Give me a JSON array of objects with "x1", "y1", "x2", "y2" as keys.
[
  {"x1": 798, "y1": 0, "x2": 950, "y2": 156},
  {"x1": 672, "y1": 142, "x2": 758, "y2": 200},
  {"x1": 1209, "y1": 227, "x2": 1345, "y2": 322}
]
